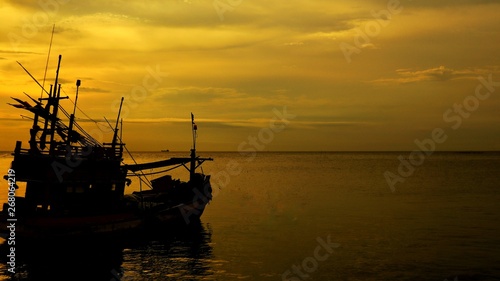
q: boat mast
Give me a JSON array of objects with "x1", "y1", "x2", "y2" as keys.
[
  {"x1": 190, "y1": 113, "x2": 197, "y2": 181},
  {"x1": 15, "y1": 61, "x2": 49, "y2": 153},
  {"x1": 111, "y1": 97, "x2": 124, "y2": 151},
  {"x1": 41, "y1": 24, "x2": 55, "y2": 99},
  {"x1": 39, "y1": 84, "x2": 53, "y2": 150},
  {"x1": 67, "y1": 79, "x2": 81, "y2": 145},
  {"x1": 48, "y1": 55, "x2": 62, "y2": 155}
]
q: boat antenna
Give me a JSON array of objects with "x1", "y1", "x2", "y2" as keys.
[
  {"x1": 190, "y1": 112, "x2": 197, "y2": 180},
  {"x1": 120, "y1": 118, "x2": 123, "y2": 146},
  {"x1": 48, "y1": 55, "x2": 63, "y2": 155},
  {"x1": 191, "y1": 112, "x2": 197, "y2": 151},
  {"x1": 41, "y1": 24, "x2": 55, "y2": 99},
  {"x1": 103, "y1": 116, "x2": 153, "y2": 189},
  {"x1": 111, "y1": 97, "x2": 124, "y2": 149},
  {"x1": 67, "y1": 79, "x2": 81, "y2": 145},
  {"x1": 72, "y1": 80, "x2": 81, "y2": 116}
]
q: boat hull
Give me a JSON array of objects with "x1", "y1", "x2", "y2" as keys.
[{"x1": 0, "y1": 199, "x2": 209, "y2": 240}]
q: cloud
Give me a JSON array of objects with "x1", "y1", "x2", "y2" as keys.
[
  {"x1": 284, "y1": 42, "x2": 304, "y2": 46},
  {"x1": 397, "y1": 66, "x2": 472, "y2": 82},
  {"x1": 399, "y1": 0, "x2": 500, "y2": 8},
  {"x1": 0, "y1": 117, "x2": 31, "y2": 121},
  {"x1": 118, "y1": 116, "x2": 369, "y2": 131},
  {"x1": 1, "y1": 0, "x2": 500, "y2": 152},
  {"x1": 78, "y1": 87, "x2": 111, "y2": 94},
  {"x1": 153, "y1": 87, "x2": 244, "y2": 103},
  {"x1": 370, "y1": 66, "x2": 499, "y2": 84},
  {"x1": 0, "y1": 50, "x2": 40, "y2": 55}
]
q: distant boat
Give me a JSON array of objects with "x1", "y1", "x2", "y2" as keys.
[
  {"x1": 1, "y1": 55, "x2": 213, "y2": 239},
  {"x1": 161, "y1": 149, "x2": 170, "y2": 152}
]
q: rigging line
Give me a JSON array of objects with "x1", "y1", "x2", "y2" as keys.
[
  {"x1": 46, "y1": 88, "x2": 98, "y2": 146},
  {"x1": 53, "y1": 118, "x2": 92, "y2": 146},
  {"x1": 17, "y1": 61, "x2": 50, "y2": 96},
  {"x1": 130, "y1": 170, "x2": 152, "y2": 191},
  {"x1": 20, "y1": 115, "x2": 34, "y2": 121},
  {"x1": 58, "y1": 106, "x2": 101, "y2": 146},
  {"x1": 62, "y1": 88, "x2": 113, "y2": 136},
  {"x1": 127, "y1": 163, "x2": 183, "y2": 176},
  {"x1": 50, "y1": 114, "x2": 101, "y2": 144},
  {"x1": 63, "y1": 88, "x2": 100, "y2": 125},
  {"x1": 75, "y1": 124, "x2": 100, "y2": 146},
  {"x1": 61, "y1": 87, "x2": 98, "y2": 124},
  {"x1": 57, "y1": 106, "x2": 94, "y2": 143},
  {"x1": 73, "y1": 120, "x2": 101, "y2": 146},
  {"x1": 41, "y1": 24, "x2": 55, "y2": 99},
  {"x1": 103, "y1": 116, "x2": 153, "y2": 188},
  {"x1": 60, "y1": 88, "x2": 111, "y2": 134},
  {"x1": 122, "y1": 141, "x2": 153, "y2": 189}
]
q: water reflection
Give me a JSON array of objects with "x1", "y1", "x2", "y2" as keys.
[{"x1": 0, "y1": 221, "x2": 213, "y2": 280}]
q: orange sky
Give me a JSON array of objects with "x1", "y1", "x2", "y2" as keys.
[{"x1": 1, "y1": 0, "x2": 499, "y2": 151}]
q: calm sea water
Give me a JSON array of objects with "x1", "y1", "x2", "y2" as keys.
[{"x1": 0, "y1": 151, "x2": 499, "y2": 280}]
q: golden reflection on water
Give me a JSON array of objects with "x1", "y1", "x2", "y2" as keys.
[{"x1": 0, "y1": 152, "x2": 499, "y2": 280}]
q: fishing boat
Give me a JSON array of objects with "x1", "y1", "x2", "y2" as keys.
[{"x1": 0, "y1": 55, "x2": 213, "y2": 239}]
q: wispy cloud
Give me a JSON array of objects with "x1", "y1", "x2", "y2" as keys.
[
  {"x1": 121, "y1": 117, "x2": 370, "y2": 130},
  {"x1": 1, "y1": 0, "x2": 500, "y2": 151},
  {"x1": 396, "y1": 0, "x2": 500, "y2": 8},
  {"x1": 0, "y1": 50, "x2": 41, "y2": 55},
  {"x1": 371, "y1": 66, "x2": 499, "y2": 84}
]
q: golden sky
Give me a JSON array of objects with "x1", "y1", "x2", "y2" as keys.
[{"x1": 1, "y1": 0, "x2": 499, "y2": 151}]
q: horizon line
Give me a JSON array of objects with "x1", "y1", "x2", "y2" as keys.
[{"x1": 1, "y1": 150, "x2": 499, "y2": 154}]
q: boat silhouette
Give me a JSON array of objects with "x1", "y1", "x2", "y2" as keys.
[{"x1": 1, "y1": 55, "x2": 213, "y2": 239}]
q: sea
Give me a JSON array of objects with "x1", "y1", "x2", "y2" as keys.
[{"x1": 0, "y1": 151, "x2": 499, "y2": 281}]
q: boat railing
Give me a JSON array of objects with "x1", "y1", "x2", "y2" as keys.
[
  {"x1": 102, "y1": 143, "x2": 125, "y2": 158},
  {"x1": 56, "y1": 144, "x2": 122, "y2": 159},
  {"x1": 14, "y1": 141, "x2": 30, "y2": 155},
  {"x1": 14, "y1": 140, "x2": 124, "y2": 160}
]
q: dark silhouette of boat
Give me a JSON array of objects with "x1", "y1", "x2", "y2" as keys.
[{"x1": 0, "y1": 55, "x2": 213, "y2": 239}]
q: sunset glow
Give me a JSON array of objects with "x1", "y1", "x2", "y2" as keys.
[{"x1": 1, "y1": 0, "x2": 499, "y2": 151}]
